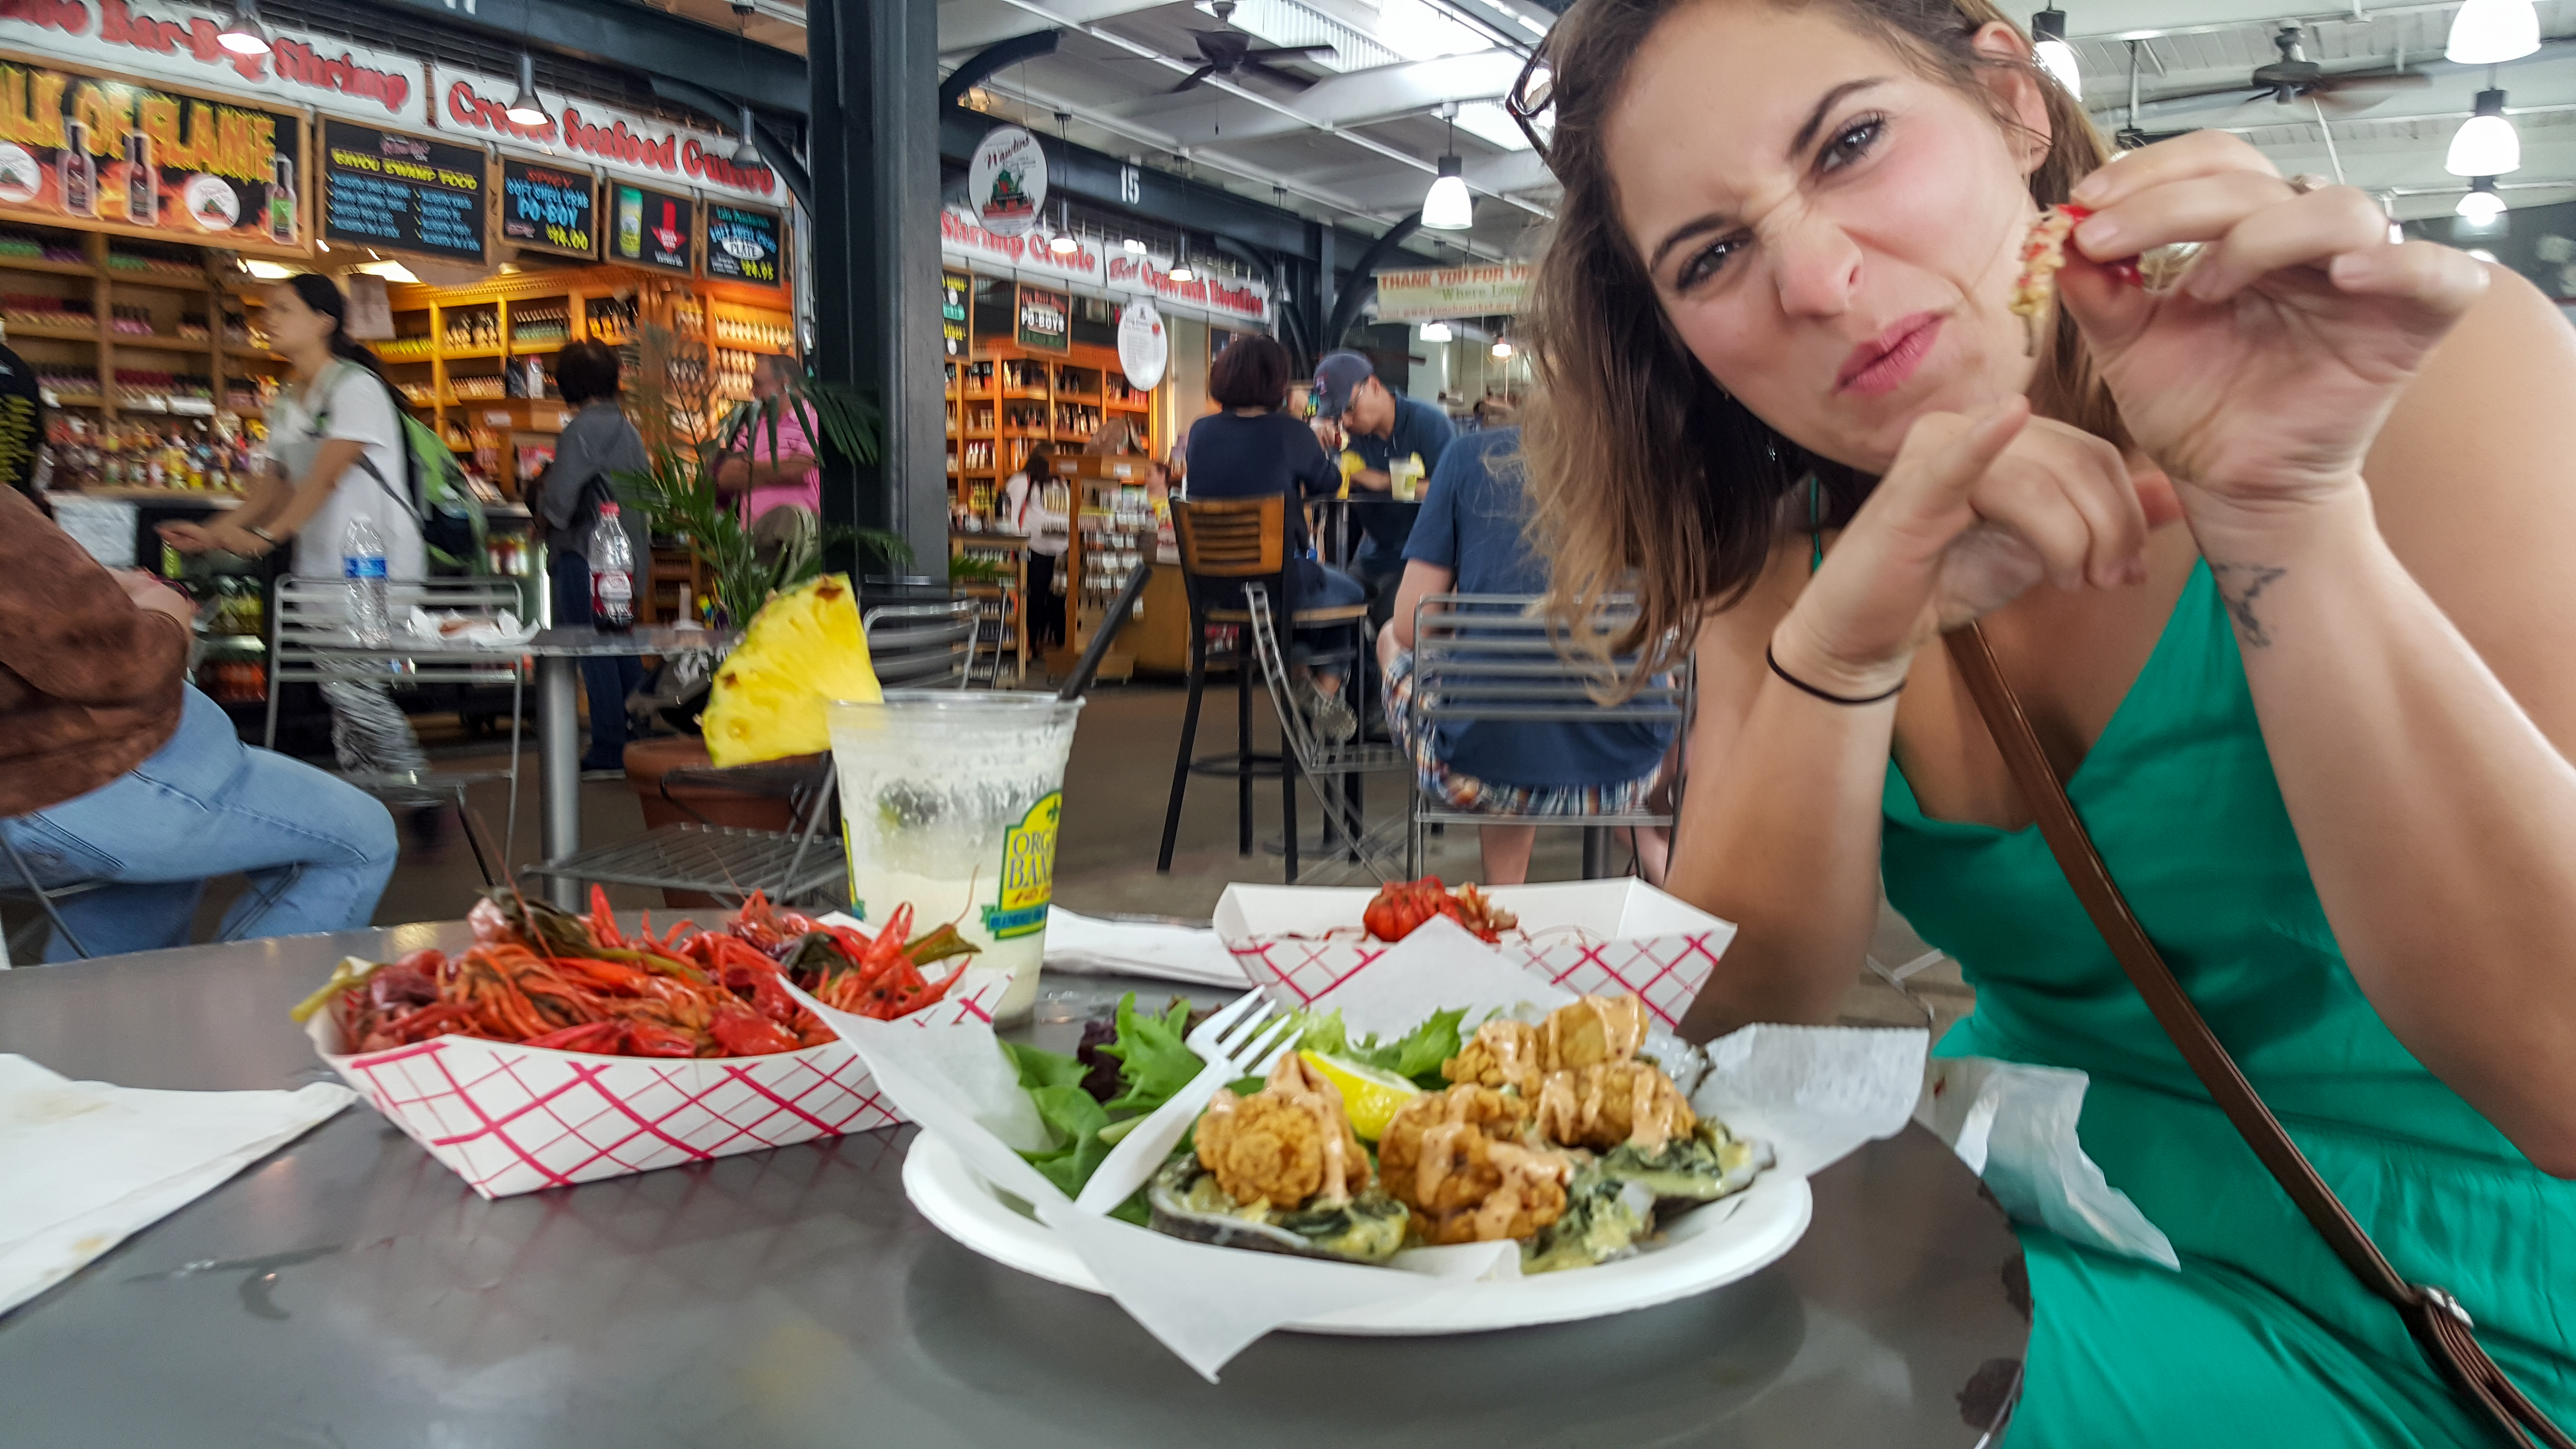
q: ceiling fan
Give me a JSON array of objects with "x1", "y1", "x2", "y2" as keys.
[
  {"x1": 1171, "y1": 0, "x2": 1336, "y2": 93},
  {"x1": 2145, "y1": 23, "x2": 2429, "y2": 118}
]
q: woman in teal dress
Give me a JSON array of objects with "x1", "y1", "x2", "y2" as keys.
[{"x1": 1512, "y1": 0, "x2": 2576, "y2": 1442}]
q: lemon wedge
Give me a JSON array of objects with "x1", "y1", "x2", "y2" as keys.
[{"x1": 1302, "y1": 1051, "x2": 1421, "y2": 1142}]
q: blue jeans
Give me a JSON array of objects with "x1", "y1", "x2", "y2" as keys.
[
  {"x1": 550, "y1": 548, "x2": 645, "y2": 771},
  {"x1": 1, "y1": 686, "x2": 400, "y2": 961}
]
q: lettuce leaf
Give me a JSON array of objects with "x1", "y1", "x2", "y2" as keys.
[
  {"x1": 1292, "y1": 1006, "x2": 1469, "y2": 1090},
  {"x1": 1095, "y1": 994, "x2": 1202, "y2": 1115}
]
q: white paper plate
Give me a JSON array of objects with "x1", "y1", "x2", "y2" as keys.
[{"x1": 902, "y1": 1132, "x2": 1813, "y2": 1335}]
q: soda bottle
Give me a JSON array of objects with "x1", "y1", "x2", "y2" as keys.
[
  {"x1": 590, "y1": 502, "x2": 635, "y2": 632},
  {"x1": 343, "y1": 514, "x2": 390, "y2": 645}
]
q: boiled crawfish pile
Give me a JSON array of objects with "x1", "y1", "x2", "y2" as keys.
[
  {"x1": 1361, "y1": 876, "x2": 1518, "y2": 944},
  {"x1": 291, "y1": 887, "x2": 978, "y2": 1059}
]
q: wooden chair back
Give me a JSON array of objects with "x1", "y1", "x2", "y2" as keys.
[{"x1": 1171, "y1": 495, "x2": 1286, "y2": 579}]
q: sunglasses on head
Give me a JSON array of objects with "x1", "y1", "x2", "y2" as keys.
[{"x1": 1506, "y1": 37, "x2": 1557, "y2": 167}]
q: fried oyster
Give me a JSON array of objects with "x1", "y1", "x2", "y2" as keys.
[
  {"x1": 1536, "y1": 1059, "x2": 1698, "y2": 1153},
  {"x1": 1194, "y1": 1051, "x2": 1370, "y2": 1208},
  {"x1": 1378, "y1": 1084, "x2": 1573, "y2": 1245}
]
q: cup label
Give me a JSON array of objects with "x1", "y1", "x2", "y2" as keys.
[{"x1": 983, "y1": 791, "x2": 1060, "y2": 939}]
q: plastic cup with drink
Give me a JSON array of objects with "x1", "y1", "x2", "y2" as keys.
[{"x1": 828, "y1": 692, "x2": 1083, "y2": 1023}]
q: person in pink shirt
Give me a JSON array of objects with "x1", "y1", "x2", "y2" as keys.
[{"x1": 714, "y1": 353, "x2": 821, "y2": 523}]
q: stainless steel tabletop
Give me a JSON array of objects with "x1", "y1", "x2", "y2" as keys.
[{"x1": 0, "y1": 927, "x2": 2028, "y2": 1448}]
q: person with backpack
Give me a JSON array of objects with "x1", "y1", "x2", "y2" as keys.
[
  {"x1": 536, "y1": 340, "x2": 651, "y2": 775},
  {"x1": 160, "y1": 274, "x2": 435, "y2": 819}
]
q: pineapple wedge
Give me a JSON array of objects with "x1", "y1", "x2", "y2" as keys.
[{"x1": 702, "y1": 573, "x2": 883, "y2": 766}]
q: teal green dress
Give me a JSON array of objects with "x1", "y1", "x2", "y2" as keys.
[{"x1": 1880, "y1": 564, "x2": 2576, "y2": 1446}]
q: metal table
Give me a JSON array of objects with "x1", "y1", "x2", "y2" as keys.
[
  {"x1": 315, "y1": 626, "x2": 732, "y2": 907},
  {"x1": 0, "y1": 928, "x2": 2028, "y2": 1447}
]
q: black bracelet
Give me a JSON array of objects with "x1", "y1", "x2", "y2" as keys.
[{"x1": 1767, "y1": 643, "x2": 1906, "y2": 706}]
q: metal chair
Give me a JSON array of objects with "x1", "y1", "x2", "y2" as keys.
[
  {"x1": 516, "y1": 603, "x2": 972, "y2": 908},
  {"x1": 1241, "y1": 586, "x2": 1409, "y2": 883},
  {"x1": 0, "y1": 825, "x2": 105, "y2": 964},
  {"x1": 1402, "y1": 593, "x2": 1692, "y2": 879},
  {"x1": 1157, "y1": 494, "x2": 1373, "y2": 877},
  {"x1": 267, "y1": 576, "x2": 528, "y2": 885}
]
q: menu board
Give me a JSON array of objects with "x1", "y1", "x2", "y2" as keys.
[
  {"x1": 1015, "y1": 283, "x2": 1069, "y2": 353},
  {"x1": 499, "y1": 157, "x2": 596, "y2": 259},
  {"x1": 322, "y1": 119, "x2": 486, "y2": 262},
  {"x1": 941, "y1": 271, "x2": 969, "y2": 358},
  {"x1": 608, "y1": 181, "x2": 693, "y2": 274},
  {"x1": 704, "y1": 203, "x2": 782, "y2": 287},
  {"x1": 0, "y1": 59, "x2": 306, "y2": 251}
]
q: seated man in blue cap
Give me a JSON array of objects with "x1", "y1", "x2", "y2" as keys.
[{"x1": 1309, "y1": 350, "x2": 1454, "y2": 627}]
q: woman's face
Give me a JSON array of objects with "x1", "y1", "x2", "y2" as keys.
[
  {"x1": 265, "y1": 284, "x2": 333, "y2": 352},
  {"x1": 1605, "y1": 5, "x2": 2052, "y2": 472}
]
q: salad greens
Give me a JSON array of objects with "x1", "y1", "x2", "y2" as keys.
[{"x1": 1288, "y1": 1006, "x2": 1469, "y2": 1090}]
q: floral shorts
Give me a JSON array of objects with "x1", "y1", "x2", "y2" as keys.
[{"x1": 1381, "y1": 649, "x2": 1667, "y2": 816}]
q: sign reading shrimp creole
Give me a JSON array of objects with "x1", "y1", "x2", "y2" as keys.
[{"x1": 966, "y1": 124, "x2": 1045, "y2": 238}]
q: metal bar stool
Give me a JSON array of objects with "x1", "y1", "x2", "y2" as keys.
[{"x1": 1156, "y1": 495, "x2": 1369, "y2": 878}]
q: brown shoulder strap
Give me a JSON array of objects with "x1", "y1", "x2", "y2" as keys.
[{"x1": 1944, "y1": 623, "x2": 2570, "y2": 1449}]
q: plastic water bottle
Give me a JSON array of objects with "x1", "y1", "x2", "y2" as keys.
[
  {"x1": 342, "y1": 514, "x2": 389, "y2": 645},
  {"x1": 590, "y1": 502, "x2": 636, "y2": 633}
]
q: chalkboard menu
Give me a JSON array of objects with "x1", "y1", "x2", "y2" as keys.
[
  {"x1": 499, "y1": 158, "x2": 596, "y2": 259},
  {"x1": 1016, "y1": 284, "x2": 1069, "y2": 353},
  {"x1": 941, "y1": 272, "x2": 969, "y2": 358},
  {"x1": 322, "y1": 120, "x2": 486, "y2": 262},
  {"x1": 704, "y1": 203, "x2": 783, "y2": 287},
  {"x1": 608, "y1": 181, "x2": 693, "y2": 274}
]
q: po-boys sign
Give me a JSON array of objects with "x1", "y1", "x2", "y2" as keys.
[
  {"x1": 429, "y1": 63, "x2": 775, "y2": 203},
  {"x1": 0, "y1": 0, "x2": 425, "y2": 126}
]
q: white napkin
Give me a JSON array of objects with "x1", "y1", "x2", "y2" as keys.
[
  {"x1": 1916, "y1": 1055, "x2": 2177, "y2": 1269},
  {"x1": 1042, "y1": 908, "x2": 1246, "y2": 988},
  {"x1": 0, "y1": 1055, "x2": 353, "y2": 1316}
]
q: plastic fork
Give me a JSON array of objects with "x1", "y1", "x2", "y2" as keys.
[{"x1": 1071, "y1": 991, "x2": 1300, "y2": 1214}]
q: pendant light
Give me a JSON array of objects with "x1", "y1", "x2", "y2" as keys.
[
  {"x1": 1422, "y1": 105, "x2": 1474, "y2": 232},
  {"x1": 1124, "y1": 238, "x2": 1148, "y2": 254},
  {"x1": 731, "y1": 105, "x2": 762, "y2": 167},
  {"x1": 505, "y1": 53, "x2": 551, "y2": 128},
  {"x1": 2445, "y1": 89, "x2": 2519, "y2": 176},
  {"x1": 216, "y1": 0, "x2": 271, "y2": 56},
  {"x1": 2456, "y1": 176, "x2": 2506, "y2": 222},
  {"x1": 1169, "y1": 259, "x2": 1194, "y2": 282},
  {"x1": 1490, "y1": 338, "x2": 1513, "y2": 359},
  {"x1": 2446, "y1": 0, "x2": 2540, "y2": 64},
  {"x1": 1049, "y1": 202, "x2": 1079, "y2": 255},
  {"x1": 1419, "y1": 322, "x2": 1453, "y2": 342},
  {"x1": 2029, "y1": 10, "x2": 2081, "y2": 99}
]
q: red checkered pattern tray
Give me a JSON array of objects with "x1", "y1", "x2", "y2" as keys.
[
  {"x1": 306, "y1": 967, "x2": 1012, "y2": 1199},
  {"x1": 1228, "y1": 932, "x2": 1723, "y2": 1031}
]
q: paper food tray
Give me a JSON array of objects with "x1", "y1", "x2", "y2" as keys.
[
  {"x1": 1215, "y1": 879, "x2": 1738, "y2": 1030},
  {"x1": 306, "y1": 965, "x2": 1013, "y2": 1198}
]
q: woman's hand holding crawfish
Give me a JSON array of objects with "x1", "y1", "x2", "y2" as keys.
[
  {"x1": 1773, "y1": 398, "x2": 2151, "y2": 697},
  {"x1": 2060, "y1": 132, "x2": 2489, "y2": 533}
]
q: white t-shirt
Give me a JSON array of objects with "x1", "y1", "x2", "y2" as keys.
[
  {"x1": 267, "y1": 361, "x2": 426, "y2": 582},
  {"x1": 1000, "y1": 470, "x2": 1070, "y2": 558}
]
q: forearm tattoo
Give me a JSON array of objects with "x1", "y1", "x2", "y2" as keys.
[{"x1": 2209, "y1": 564, "x2": 2288, "y2": 648}]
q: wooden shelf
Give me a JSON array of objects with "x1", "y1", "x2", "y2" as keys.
[
  {"x1": 42, "y1": 393, "x2": 106, "y2": 407},
  {"x1": 0, "y1": 256, "x2": 97, "y2": 278},
  {"x1": 442, "y1": 345, "x2": 505, "y2": 359},
  {"x1": 9, "y1": 321, "x2": 102, "y2": 341},
  {"x1": 101, "y1": 271, "x2": 211, "y2": 292},
  {"x1": 508, "y1": 338, "x2": 566, "y2": 354},
  {"x1": 107, "y1": 333, "x2": 208, "y2": 352},
  {"x1": 221, "y1": 344, "x2": 281, "y2": 360}
]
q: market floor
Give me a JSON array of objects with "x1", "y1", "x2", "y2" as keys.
[{"x1": 1, "y1": 681, "x2": 1970, "y2": 1032}]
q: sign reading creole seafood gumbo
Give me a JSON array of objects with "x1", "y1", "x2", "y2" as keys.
[
  {"x1": 430, "y1": 64, "x2": 777, "y2": 204},
  {"x1": 966, "y1": 125, "x2": 1045, "y2": 239},
  {"x1": 0, "y1": 58, "x2": 303, "y2": 249},
  {"x1": 1374, "y1": 262, "x2": 1533, "y2": 322},
  {"x1": 321, "y1": 118, "x2": 484, "y2": 262},
  {"x1": 499, "y1": 156, "x2": 595, "y2": 258}
]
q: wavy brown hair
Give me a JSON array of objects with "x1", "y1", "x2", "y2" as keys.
[{"x1": 1525, "y1": 0, "x2": 2121, "y2": 693}]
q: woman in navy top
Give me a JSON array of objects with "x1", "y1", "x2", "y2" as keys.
[{"x1": 1182, "y1": 337, "x2": 1369, "y2": 740}]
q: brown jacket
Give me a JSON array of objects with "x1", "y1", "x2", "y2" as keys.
[{"x1": 0, "y1": 485, "x2": 190, "y2": 817}]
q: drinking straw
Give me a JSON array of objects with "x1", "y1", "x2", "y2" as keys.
[{"x1": 1057, "y1": 563, "x2": 1154, "y2": 701}]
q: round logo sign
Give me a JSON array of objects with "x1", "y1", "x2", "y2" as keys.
[
  {"x1": 1117, "y1": 300, "x2": 1169, "y2": 392},
  {"x1": 967, "y1": 125, "x2": 1047, "y2": 238}
]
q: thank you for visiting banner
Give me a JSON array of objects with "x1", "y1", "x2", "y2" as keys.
[{"x1": 1375, "y1": 262, "x2": 1531, "y2": 322}]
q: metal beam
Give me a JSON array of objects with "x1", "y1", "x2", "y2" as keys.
[
  {"x1": 940, "y1": 32, "x2": 1062, "y2": 111},
  {"x1": 645, "y1": 76, "x2": 814, "y2": 213},
  {"x1": 1325, "y1": 211, "x2": 1422, "y2": 346},
  {"x1": 373, "y1": 0, "x2": 808, "y2": 113},
  {"x1": 814, "y1": 0, "x2": 948, "y2": 572}
]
